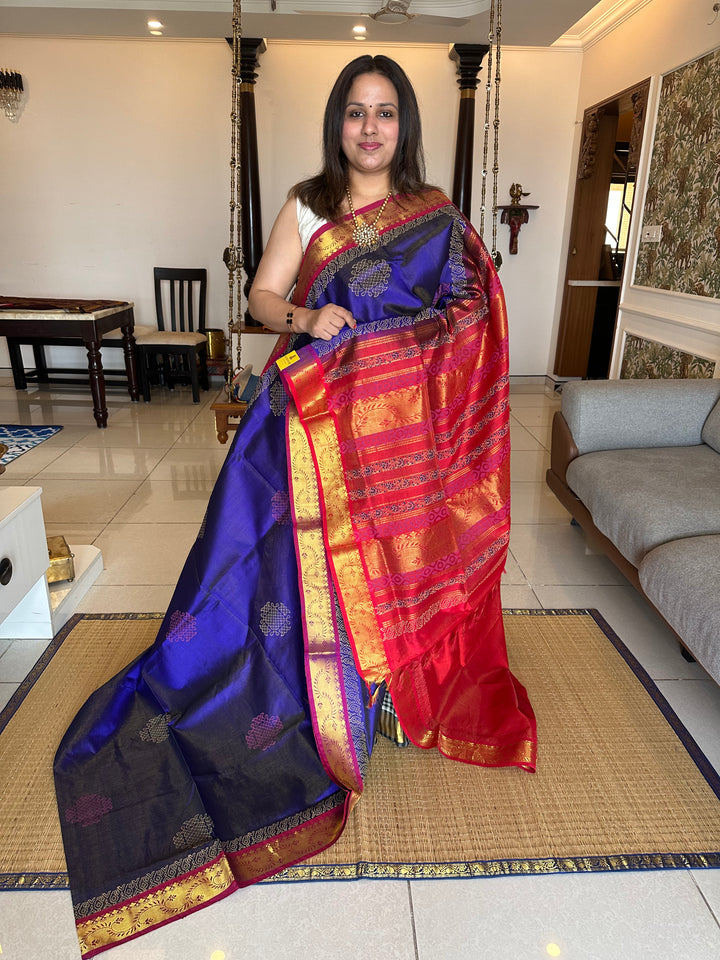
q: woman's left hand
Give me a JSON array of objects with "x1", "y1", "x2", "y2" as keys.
[{"x1": 294, "y1": 303, "x2": 356, "y2": 341}]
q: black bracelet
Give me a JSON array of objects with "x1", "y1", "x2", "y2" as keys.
[{"x1": 286, "y1": 307, "x2": 295, "y2": 331}]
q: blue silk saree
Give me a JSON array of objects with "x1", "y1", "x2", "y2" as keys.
[{"x1": 54, "y1": 188, "x2": 536, "y2": 957}]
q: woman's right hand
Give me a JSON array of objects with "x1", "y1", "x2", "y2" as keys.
[{"x1": 294, "y1": 303, "x2": 356, "y2": 341}]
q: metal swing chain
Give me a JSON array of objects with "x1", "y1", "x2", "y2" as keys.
[
  {"x1": 479, "y1": 0, "x2": 494, "y2": 240},
  {"x1": 479, "y1": 0, "x2": 503, "y2": 269},
  {"x1": 491, "y1": 0, "x2": 503, "y2": 268},
  {"x1": 226, "y1": 0, "x2": 243, "y2": 392}
]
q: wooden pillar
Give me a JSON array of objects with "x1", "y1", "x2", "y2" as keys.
[
  {"x1": 236, "y1": 37, "x2": 266, "y2": 325},
  {"x1": 449, "y1": 44, "x2": 489, "y2": 220}
]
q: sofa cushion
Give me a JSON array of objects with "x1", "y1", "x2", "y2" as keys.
[
  {"x1": 562, "y1": 379, "x2": 720, "y2": 455},
  {"x1": 565, "y1": 445, "x2": 720, "y2": 567},
  {"x1": 702, "y1": 399, "x2": 720, "y2": 454},
  {"x1": 639, "y1": 535, "x2": 720, "y2": 685}
]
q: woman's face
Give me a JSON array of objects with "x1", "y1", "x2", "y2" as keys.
[{"x1": 341, "y1": 72, "x2": 400, "y2": 181}]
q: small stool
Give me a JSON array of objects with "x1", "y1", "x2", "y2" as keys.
[{"x1": 211, "y1": 400, "x2": 248, "y2": 444}]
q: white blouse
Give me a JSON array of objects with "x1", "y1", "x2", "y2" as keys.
[{"x1": 296, "y1": 197, "x2": 326, "y2": 255}]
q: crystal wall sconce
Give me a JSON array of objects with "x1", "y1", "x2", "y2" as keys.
[{"x1": 1, "y1": 70, "x2": 24, "y2": 121}]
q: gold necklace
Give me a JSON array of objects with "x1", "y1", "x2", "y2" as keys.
[{"x1": 345, "y1": 183, "x2": 393, "y2": 248}]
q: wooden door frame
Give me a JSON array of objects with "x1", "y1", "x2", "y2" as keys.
[{"x1": 553, "y1": 79, "x2": 650, "y2": 379}]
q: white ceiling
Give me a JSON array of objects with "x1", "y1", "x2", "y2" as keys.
[{"x1": 0, "y1": 0, "x2": 606, "y2": 47}]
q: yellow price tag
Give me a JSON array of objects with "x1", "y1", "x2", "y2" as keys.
[{"x1": 277, "y1": 351, "x2": 300, "y2": 371}]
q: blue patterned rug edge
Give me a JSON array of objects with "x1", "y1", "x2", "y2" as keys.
[{"x1": 0, "y1": 424, "x2": 63, "y2": 464}]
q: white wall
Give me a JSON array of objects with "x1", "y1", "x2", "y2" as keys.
[
  {"x1": 481, "y1": 46, "x2": 581, "y2": 375},
  {"x1": 0, "y1": 35, "x2": 582, "y2": 377},
  {"x1": 0, "y1": 36, "x2": 231, "y2": 370},
  {"x1": 578, "y1": 0, "x2": 720, "y2": 109}
]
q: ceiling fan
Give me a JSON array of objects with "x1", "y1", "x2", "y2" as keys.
[{"x1": 294, "y1": 1, "x2": 469, "y2": 27}]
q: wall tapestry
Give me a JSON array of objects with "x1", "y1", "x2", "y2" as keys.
[
  {"x1": 634, "y1": 46, "x2": 720, "y2": 299},
  {"x1": 620, "y1": 333, "x2": 716, "y2": 379}
]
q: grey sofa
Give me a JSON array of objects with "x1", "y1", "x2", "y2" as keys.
[{"x1": 546, "y1": 378, "x2": 720, "y2": 684}]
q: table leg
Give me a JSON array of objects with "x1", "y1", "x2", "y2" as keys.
[
  {"x1": 7, "y1": 339, "x2": 27, "y2": 390},
  {"x1": 85, "y1": 339, "x2": 109, "y2": 428},
  {"x1": 120, "y1": 321, "x2": 140, "y2": 402},
  {"x1": 32, "y1": 344, "x2": 49, "y2": 382}
]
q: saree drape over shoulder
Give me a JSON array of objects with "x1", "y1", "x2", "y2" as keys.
[{"x1": 54, "y1": 188, "x2": 536, "y2": 958}]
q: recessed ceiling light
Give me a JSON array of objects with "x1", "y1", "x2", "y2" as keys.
[
  {"x1": 147, "y1": 19, "x2": 163, "y2": 29},
  {"x1": 353, "y1": 24, "x2": 366, "y2": 33},
  {"x1": 354, "y1": 35, "x2": 367, "y2": 40},
  {"x1": 150, "y1": 30, "x2": 163, "y2": 35}
]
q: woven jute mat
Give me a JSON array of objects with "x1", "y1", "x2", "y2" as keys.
[{"x1": 2, "y1": 611, "x2": 719, "y2": 889}]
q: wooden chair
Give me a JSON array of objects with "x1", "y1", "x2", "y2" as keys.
[{"x1": 136, "y1": 268, "x2": 209, "y2": 403}]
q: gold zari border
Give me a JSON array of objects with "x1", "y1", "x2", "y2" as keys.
[
  {"x1": 287, "y1": 406, "x2": 363, "y2": 793},
  {"x1": 228, "y1": 802, "x2": 347, "y2": 885},
  {"x1": 78, "y1": 857, "x2": 235, "y2": 957},
  {"x1": 436, "y1": 732, "x2": 536, "y2": 771},
  {"x1": 284, "y1": 357, "x2": 388, "y2": 682},
  {"x1": 271, "y1": 851, "x2": 720, "y2": 882}
]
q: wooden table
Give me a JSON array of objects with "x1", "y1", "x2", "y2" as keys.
[
  {"x1": 0, "y1": 298, "x2": 139, "y2": 428},
  {"x1": 211, "y1": 400, "x2": 248, "y2": 443}
]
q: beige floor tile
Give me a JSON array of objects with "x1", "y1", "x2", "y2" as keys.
[
  {"x1": 44, "y1": 521, "x2": 108, "y2": 541},
  {"x1": 31, "y1": 478, "x2": 141, "y2": 523},
  {"x1": 411, "y1": 872, "x2": 720, "y2": 960},
  {"x1": 32, "y1": 446, "x2": 165, "y2": 480},
  {"x1": 501, "y1": 584, "x2": 541, "y2": 608},
  {"x1": 501, "y1": 549, "x2": 527, "y2": 584},
  {"x1": 509, "y1": 421, "x2": 544, "y2": 451},
  {"x1": 509, "y1": 522, "x2": 628, "y2": 585},
  {"x1": 0, "y1": 443, "x2": 70, "y2": 479},
  {"x1": 510, "y1": 448, "x2": 551, "y2": 482},
  {"x1": 508, "y1": 391, "x2": 560, "y2": 407},
  {"x1": 72, "y1": 420, "x2": 180, "y2": 449},
  {"x1": 38, "y1": 425, "x2": 98, "y2": 445},
  {"x1": 148, "y1": 446, "x2": 231, "y2": 483},
  {"x1": 93, "y1": 522, "x2": 200, "y2": 584},
  {"x1": 109, "y1": 404, "x2": 201, "y2": 425},
  {"x1": 9, "y1": 400, "x2": 110, "y2": 426},
  {"x1": 526, "y1": 423, "x2": 553, "y2": 448},
  {"x1": 113, "y1": 480, "x2": 212, "y2": 523},
  {"x1": 76, "y1": 584, "x2": 173, "y2": 613},
  {"x1": 508, "y1": 405, "x2": 558, "y2": 428},
  {"x1": 510, "y1": 480, "x2": 573, "y2": 523},
  {"x1": 174, "y1": 412, "x2": 234, "y2": 448}
]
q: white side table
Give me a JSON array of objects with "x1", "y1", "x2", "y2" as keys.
[{"x1": 0, "y1": 487, "x2": 103, "y2": 639}]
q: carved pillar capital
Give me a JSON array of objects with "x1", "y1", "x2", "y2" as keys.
[
  {"x1": 449, "y1": 44, "x2": 489, "y2": 91},
  {"x1": 239, "y1": 37, "x2": 267, "y2": 85}
]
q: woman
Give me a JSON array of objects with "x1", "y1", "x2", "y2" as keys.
[{"x1": 54, "y1": 55, "x2": 536, "y2": 959}]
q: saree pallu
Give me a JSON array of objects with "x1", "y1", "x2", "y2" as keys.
[
  {"x1": 54, "y1": 188, "x2": 536, "y2": 958},
  {"x1": 282, "y1": 189, "x2": 535, "y2": 767}
]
